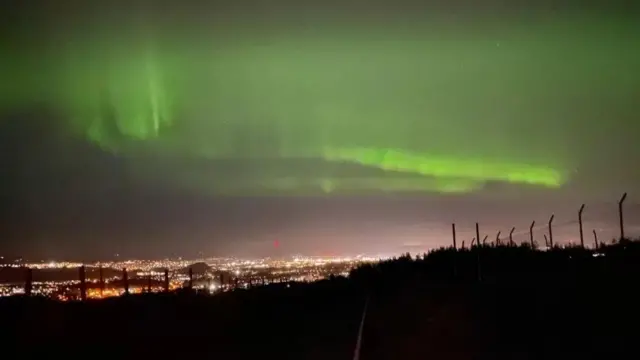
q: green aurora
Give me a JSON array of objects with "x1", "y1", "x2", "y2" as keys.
[{"x1": 3, "y1": 14, "x2": 639, "y2": 195}]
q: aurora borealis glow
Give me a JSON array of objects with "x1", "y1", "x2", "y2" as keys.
[{"x1": 3, "y1": 4, "x2": 640, "y2": 196}]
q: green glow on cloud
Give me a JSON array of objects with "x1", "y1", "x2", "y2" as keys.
[
  {"x1": 323, "y1": 147, "x2": 563, "y2": 188},
  {"x1": 3, "y1": 13, "x2": 639, "y2": 195}
]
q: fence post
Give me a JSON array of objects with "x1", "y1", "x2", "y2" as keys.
[
  {"x1": 99, "y1": 265, "x2": 105, "y2": 297},
  {"x1": 544, "y1": 234, "x2": 549, "y2": 248},
  {"x1": 164, "y1": 269, "x2": 170, "y2": 293},
  {"x1": 529, "y1": 221, "x2": 536, "y2": 248},
  {"x1": 24, "y1": 267, "x2": 32, "y2": 296},
  {"x1": 451, "y1": 223, "x2": 458, "y2": 278},
  {"x1": 619, "y1": 193, "x2": 627, "y2": 240},
  {"x1": 452, "y1": 223, "x2": 457, "y2": 249},
  {"x1": 578, "y1": 204, "x2": 585, "y2": 248},
  {"x1": 509, "y1": 227, "x2": 515, "y2": 247},
  {"x1": 79, "y1": 265, "x2": 87, "y2": 301},
  {"x1": 548, "y1": 214, "x2": 555, "y2": 248},
  {"x1": 123, "y1": 268, "x2": 129, "y2": 295}
]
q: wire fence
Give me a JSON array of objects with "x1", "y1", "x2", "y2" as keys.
[{"x1": 5, "y1": 193, "x2": 636, "y2": 300}]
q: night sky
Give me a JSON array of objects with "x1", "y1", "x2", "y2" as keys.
[{"x1": 1, "y1": 1, "x2": 639, "y2": 260}]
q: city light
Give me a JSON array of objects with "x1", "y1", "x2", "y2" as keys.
[{"x1": 0, "y1": 255, "x2": 381, "y2": 300}]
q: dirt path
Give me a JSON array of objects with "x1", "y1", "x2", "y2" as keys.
[{"x1": 359, "y1": 286, "x2": 477, "y2": 360}]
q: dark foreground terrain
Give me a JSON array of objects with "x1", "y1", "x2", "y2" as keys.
[{"x1": 3, "y1": 241, "x2": 640, "y2": 360}]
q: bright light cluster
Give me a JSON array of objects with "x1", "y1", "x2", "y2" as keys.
[{"x1": 0, "y1": 255, "x2": 380, "y2": 300}]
